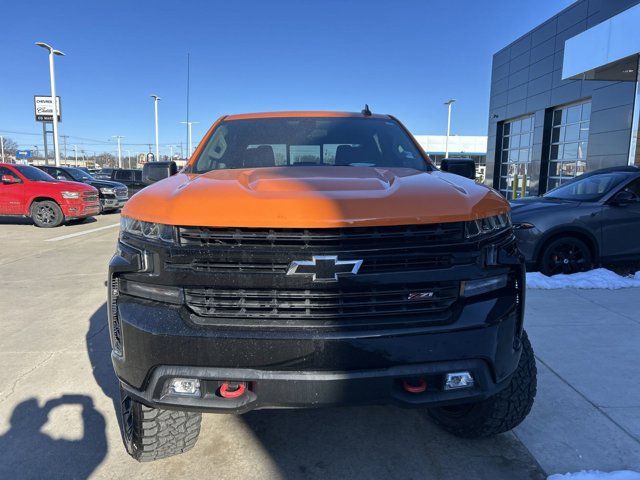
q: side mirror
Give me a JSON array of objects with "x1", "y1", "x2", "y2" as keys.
[
  {"x1": 142, "y1": 161, "x2": 178, "y2": 185},
  {"x1": 1, "y1": 175, "x2": 19, "y2": 184},
  {"x1": 440, "y1": 158, "x2": 477, "y2": 180},
  {"x1": 610, "y1": 190, "x2": 639, "y2": 206},
  {"x1": 56, "y1": 175, "x2": 66, "y2": 181}
]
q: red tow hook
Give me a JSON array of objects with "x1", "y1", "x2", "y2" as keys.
[
  {"x1": 219, "y1": 382, "x2": 247, "y2": 399},
  {"x1": 402, "y1": 378, "x2": 427, "y2": 394}
]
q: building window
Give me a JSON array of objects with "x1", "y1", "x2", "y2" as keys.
[
  {"x1": 498, "y1": 115, "x2": 534, "y2": 200},
  {"x1": 547, "y1": 100, "x2": 591, "y2": 191}
]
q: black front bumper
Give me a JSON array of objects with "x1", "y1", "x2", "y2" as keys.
[{"x1": 109, "y1": 231, "x2": 526, "y2": 413}]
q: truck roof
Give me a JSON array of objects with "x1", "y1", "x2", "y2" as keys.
[{"x1": 224, "y1": 111, "x2": 390, "y2": 121}]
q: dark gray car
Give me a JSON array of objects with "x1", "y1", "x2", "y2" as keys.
[{"x1": 511, "y1": 166, "x2": 640, "y2": 275}]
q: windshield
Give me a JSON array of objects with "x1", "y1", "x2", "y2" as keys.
[
  {"x1": 544, "y1": 172, "x2": 631, "y2": 201},
  {"x1": 189, "y1": 117, "x2": 429, "y2": 173},
  {"x1": 67, "y1": 168, "x2": 95, "y2": 182},
  {"x1": 14, "y1": 165, "x2": 56, "y2": 182}
]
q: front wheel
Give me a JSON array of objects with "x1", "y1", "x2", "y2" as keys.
[
  {"x1": 428, "y1": 331, "x2": 537, "y2": 438},
  {"x1": 540, "y1": 236, "x2": 592, "y2": 276},
  {"x1": 118, "y1": 386, "x2": 202, "y2": 462},
  {"x1": 31, "y1": 200, "x2": 64, "y2": 228}
]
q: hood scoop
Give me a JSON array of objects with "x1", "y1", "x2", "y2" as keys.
[{"x1": 224, "y1": 167, "x2": 398, "y2": 193}]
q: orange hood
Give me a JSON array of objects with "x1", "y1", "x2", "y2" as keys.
[{"x1": 122, "y1": 167, "x2": 508, "y2": 228}]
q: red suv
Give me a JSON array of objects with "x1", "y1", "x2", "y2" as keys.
[{"x1": 0, "y1": 163, "x2": 100, "y2": 227}]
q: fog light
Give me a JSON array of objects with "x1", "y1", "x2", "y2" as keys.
[
  {"x1": 444, "y1": 372, "x2": 474, "y2": 390},
  {"x1": 168, "y1": 378, "x2": 201, "y2": 396}
]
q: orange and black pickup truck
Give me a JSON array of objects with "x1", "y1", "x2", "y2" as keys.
[{"x1": 108, "y1": 110, "x2": 536, "y2": 461}]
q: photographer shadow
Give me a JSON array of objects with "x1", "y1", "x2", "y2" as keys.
[{"x1": 0, "y1": 395, "x2": 107, "y2": 479}]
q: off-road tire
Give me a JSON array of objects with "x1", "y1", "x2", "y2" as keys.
[
  {"x1": 428, "y1": 330, "x2": 537, "y2": 438},
  {"x1": 31, "y1": 200, "x2": 64, "y2": 228},
  {"x1": 119, "y1": 387, "x2": 202, "y2": 462}
]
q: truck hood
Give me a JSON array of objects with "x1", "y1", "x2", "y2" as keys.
[{"x1": 122, "y1": 167, "x2": 508, "y2": 228}]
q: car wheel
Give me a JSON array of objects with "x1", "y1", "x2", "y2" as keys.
[
  {"x1": 428, "y1": 331, "x2": 537, "y2": 438},
  {"x1": 540, "y1": 236, "x2": 592, "y2": 276},
  {"x1": 31, "y1": 200, "x2": 64, "y2": 228},
  {"x1": 118, "y1": 386, "x2": 202, "y2": 462}
]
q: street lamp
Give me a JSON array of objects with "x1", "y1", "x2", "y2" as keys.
[
  {"x1": 150, "y1": 95, "x2": 161, "y2": 161},
  {"x1": 112, "y1": 135, "x2": 124, "y2": 168},
  {"x1": 444, "y1": 99, "x2": 456, "y2": 159},
  {"x1": 180, "y1": 121, "x2": 199, "y2": 158},
  {"x1": 35, "y1": 42, "x2": 65, "y2": 167}
]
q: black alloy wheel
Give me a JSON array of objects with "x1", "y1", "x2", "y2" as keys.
[{"x1": 540, "y1": 237, "x2": 592, "y2": 276}]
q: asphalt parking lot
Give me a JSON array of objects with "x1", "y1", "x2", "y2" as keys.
[{"x1": 0, "y1": 214, "x2": 639, "y2": 479}]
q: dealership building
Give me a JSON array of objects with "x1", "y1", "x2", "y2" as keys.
[{"x1": 486, "y1": 0, "x2": 640, "y2": 199}]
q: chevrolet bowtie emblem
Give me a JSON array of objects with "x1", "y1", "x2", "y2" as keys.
[{"x1": 286, "y1": 256, "x2": 363, "y2": 282}]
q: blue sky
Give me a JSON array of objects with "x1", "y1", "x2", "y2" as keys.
[{"x1": 0, "y1": 0, "x2": 575, "y2": 157}]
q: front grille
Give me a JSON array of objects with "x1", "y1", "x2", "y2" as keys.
[
  {"x1": 169, "y1": 223, "x2": 469, "y2": 275},
  {"x1": 178, "y1": 223, "x2": 465, "y2": 249},
  {"x1": 109, "y1": 277, "x2": 123, "y2": 355},
  {"x1": 82, "y1": 191, "x2": 99, "y2": 204},
  {"x1": 167, "y1": 253, "x2": 454, "y2": 274},
  {"x1": 184, "y1": 282, "x2": 459, "y2": 320},
  {"x1": 115, "y1": 187, "x2": 128, "y2": 199}
]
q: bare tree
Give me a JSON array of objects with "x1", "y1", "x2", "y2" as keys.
[{"x1": 1, "y1": 137, "x2": 18, "y2": 158}]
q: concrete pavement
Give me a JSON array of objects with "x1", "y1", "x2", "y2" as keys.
[
  {"x1": 517, "y1": 289, "x2": 640, "y2": 474},
  {"x1": 0, "y1": 213, "x2": 638, "y2": 478}
]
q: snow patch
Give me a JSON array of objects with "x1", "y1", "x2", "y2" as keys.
[
  {"x1": 548, "y1": 471, "x2": 640, "y2": 480},
  {"x1": 527, "y1": 268, "x2": 640, "y2": 290}
]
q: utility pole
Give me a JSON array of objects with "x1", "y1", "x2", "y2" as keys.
[
  {"x1": 125, "y1": 150, "x2": 132, "y2": 168},
  {"x1": 444, "y1": 99, "x2": 456, "y2": 159},
  {"x1": 61, "y1": 135, "x2": 68, "y2": 164},
  {"x1": 169, "y1": 145, "x2": 174, "y2": 160},
  {"x1": 151, "y1": 94, "x2": 161, "y2": 161},
  {"x1": 112, "y1": 135, "x2": 124, "y2": 168},
  {"x1": 0, "y1": 136, "x2": 4, "y2": 162},
  {"x1": 35, "y1": 42, "x2": 65, "y2": 167},
  {"x1": 73, "y1": 144, "x2": 78, "y2": 166}
]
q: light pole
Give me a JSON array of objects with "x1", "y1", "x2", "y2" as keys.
[
  {"x1": 151, "y1": 95, "x2": 161, "y2": 161},
  {"x1": 444, "y1": 99, "x2": 456, "y2": 159},
  {"x1": 35, "y1": 42, "x2": 65, "y2": 167},
  {"x1": 0, "y1": 136, "x2": 4, "y2": 162},
  {"x1": 125, "y1": 149, "x2": 132, "y2": 168},
  {"x1": 180, "y1": 121, "x2": 199, "y2": 158},
  {"x1": 112, "y1": 135, "x2": 124, "y2": 168},
  {"x1": 73, "y1": 144, "x2": 78, "y2": 166}
]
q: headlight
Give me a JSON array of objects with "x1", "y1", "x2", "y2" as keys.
[
  {"x1": 61, "y1": 191, "x2": 80, "y2": 199},
  {"x1": 120, "y1": 216, "x2": 175, "y2": 243},
  {"x1": 100, "y1": 187, "x2": 116, "y2": 195},
  {"x1": 465, "y1": 213, "x2": 511, "y2": 239}
]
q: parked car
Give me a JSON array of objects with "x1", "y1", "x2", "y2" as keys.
[
  {"x1": 37, "y1": 165, "x2": 128, "y2": 213},
  {"x1": 511, "y1": 166, "x2": 640, "y2": 275},
  {"x1": 0, "y1": 163, "x2": 99, "y2": 227},
  {"x1": 109, "y1": 110, "x2": 535, "y2": 461},
  {"x1": 93, "y1": 168, "x2": 114, "y2": 180},
  {"x1": 108, "y1": 169, "x2": 146, "y2": 196}
]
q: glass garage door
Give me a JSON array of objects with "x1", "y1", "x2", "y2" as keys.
[
  {"x1": 498, "y1": 115, "x2": 534, "y2": 200},
  {"x1": 547, "y1": 100, "x2": 591, "y2": 191}
]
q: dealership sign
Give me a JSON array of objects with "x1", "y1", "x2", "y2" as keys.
[
  {"x1": 34, "y1": 95, "x2": 62, "y2": 122},
  {"x1": 16, "y1": 150, "x2": 32, "y2": 159}
]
